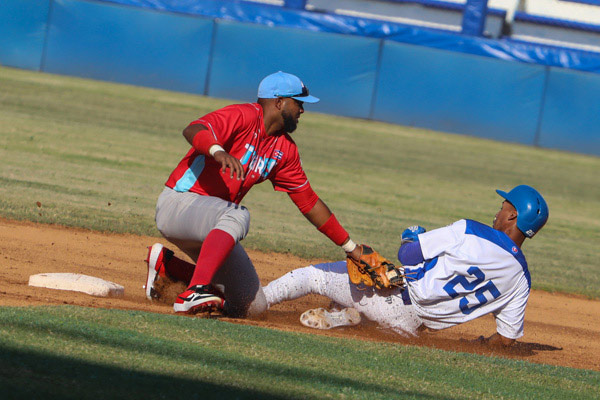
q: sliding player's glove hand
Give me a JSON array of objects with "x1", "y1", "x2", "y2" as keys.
[
  {"x1": 346, "y1": 245, "x2": 405, "y2": 289},
  {"x1": 400, "y1": 225, "x2": 426, "y2": 245}
]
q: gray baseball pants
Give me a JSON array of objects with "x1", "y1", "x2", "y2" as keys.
[{"x1": 155, "y1": 187, "x2": 267, "y2": 317}]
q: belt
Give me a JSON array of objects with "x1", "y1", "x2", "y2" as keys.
[{"x1": 401, "y1": 286, "x2": 412, "y2": 305}]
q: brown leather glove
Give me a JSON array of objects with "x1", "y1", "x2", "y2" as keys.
[{"x1": 346, "y1": 245, "x2": 405, "y2": 289}]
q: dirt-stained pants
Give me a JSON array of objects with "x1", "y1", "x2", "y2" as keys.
[{"x1": 263, "y1": 261, "x2": 423, "y2": 337}]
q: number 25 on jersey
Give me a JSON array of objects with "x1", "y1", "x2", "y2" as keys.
[{"x1": 443, "y1": 266, "x2": 501, "y2": 315}]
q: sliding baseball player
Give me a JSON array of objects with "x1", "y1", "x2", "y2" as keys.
[{"x1": 263, "y1": 185, "x2": 549, "y2": 347}]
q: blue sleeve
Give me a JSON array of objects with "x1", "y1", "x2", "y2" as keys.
[{"x1": 398, "y1": 241, "x2": 425, "y2": 266}]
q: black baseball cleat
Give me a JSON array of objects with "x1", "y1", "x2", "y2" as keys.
[{"x1": 173, "y1": 285, "x2": 225, "y2": 314}]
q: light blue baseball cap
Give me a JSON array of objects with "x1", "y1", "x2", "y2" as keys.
[{"x1": 257, "y1": 71, "x2": 319, "y2": 103}]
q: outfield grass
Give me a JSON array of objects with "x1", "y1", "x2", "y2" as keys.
[
  {"x1": 1, "y1": 66, "x2": 599, "y2": 298},
  {"x1": 1, "y1": 306, "x2": 598, "y2": 400}
]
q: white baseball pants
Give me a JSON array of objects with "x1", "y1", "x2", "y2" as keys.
[{"x1": 263, "y1": 261, "x2": 423, "y2": 337}]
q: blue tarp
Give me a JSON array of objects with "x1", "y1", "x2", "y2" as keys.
[
  {"x1": 461, "y1": 0, "x2": 489, "y2": 36},
  {"x1": 99, "y1": 0, "x2": 600, "y2": 73}
]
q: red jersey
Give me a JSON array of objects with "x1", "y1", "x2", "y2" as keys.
[{"x1": 165, "y1": 103, "x2": 310, "y2": 204}]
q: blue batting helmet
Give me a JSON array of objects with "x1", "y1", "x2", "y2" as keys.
[{"x1": 496, "y1": 185, "x2": 549, "y2": 238}]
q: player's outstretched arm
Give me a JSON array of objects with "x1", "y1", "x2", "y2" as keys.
[
  {"x1": 304, "y1": 199, "x2": 361, "y2": 261},
  {"x1": 302, "y1": 198, "x2": 330, "y2": 227},
  {"x1": 295, "y1": 198, "x2": 402, "y2": 289},
  {"x1": 300, "y1": 198, "x2": 361, "y2": 260}
]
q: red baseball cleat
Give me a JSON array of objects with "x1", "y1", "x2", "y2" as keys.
[{"x1": 144, "y1": 243, "x2": 173, "y2": 300}]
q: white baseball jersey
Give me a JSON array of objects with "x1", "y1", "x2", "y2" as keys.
[{"x1": 405, "y1": 219, "x2": 530, "y2": 339}]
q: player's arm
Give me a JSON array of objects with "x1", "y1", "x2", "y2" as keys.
[
  {"x1": 183, "y1": 123, "x2": 245, "y2": 180},
  {"x1": 288, "y1": 188, "x2": 361, "y2": 260},
  {"x1": 489, "y1": 286, "x2": 527, "y2": 348},
  {"x1": 289, "y1": 186, "x2": 402, "y2": 289},
  {"x1": 400, "y1": 221, "x2": 465, "y2": 264},
  {"x1": 275, "y1": 146, "x2": 361, "y2": 259},
  {"x1": 397, "y1": 226, "x2": 426, "y2": 265},
  {"x1": 397, "y1": 241, "x2": 425, "y2": 265}
]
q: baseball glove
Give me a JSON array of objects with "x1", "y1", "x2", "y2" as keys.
[{"x1": 346, "y1": 245, "x2": 405, "y2": 289}]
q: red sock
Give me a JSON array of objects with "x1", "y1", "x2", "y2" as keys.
[
  {"x1": 163, "y1": 253, "x2": 195, "y2": 283},
  {"x1": 188, "y1": 229, "x2": 236, "y2": 288}
]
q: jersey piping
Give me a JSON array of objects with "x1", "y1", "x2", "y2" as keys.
[
  {"x1": 173, "y1": 155, "x2": 206, "y2": 193},
  {"x1": 464, "y1": 220, "x2": 531, "y2": 289},
  {"x1": 404, "y1": 257, "x2": 438, "y2": 282}
]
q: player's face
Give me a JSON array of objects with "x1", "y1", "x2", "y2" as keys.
[
  {"x1": 493, "y1": 201, "x2": 517, "y2": 231},
  {"x1": 280, "y1": 98, "x2": 304, "y2": 133}
]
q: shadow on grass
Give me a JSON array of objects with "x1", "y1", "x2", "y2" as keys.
[
  {"x1": 431, "y1": 336, "x2": 563, "y2": 357},
  {"x1": 0, "y1": 346, "x2": 446, "y2": 400},
  {"x1": 4, "y1": 314, "x2": 447, "y2": 399},
  {"x1": 0, "y1": 346, "x2": 289, "y2": 400}
]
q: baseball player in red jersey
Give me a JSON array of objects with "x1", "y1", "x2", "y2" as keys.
[{"x1": 145, "y1": 71, "x2": 365, "y2": 317}]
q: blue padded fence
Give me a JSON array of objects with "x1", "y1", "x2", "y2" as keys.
[
  {"x1": 373, "y1": 42, "x2": 546, "y2": 144},
  {"x1": 0, "y1": 0, "x2": 598, "y2": 156},
  {"x1": 44, "y1": 0, "x2": 214, "y2": 94},
  {"x1": 0, "y1": 0, "x2": 50, "y2": 71},
  {"x1": 538, "y1": 68, "x2": 600, "y2": 155},
  {"x1": 209, "y1": 21, "x2": 380, "y2": 119},
  {"x1": 99, "y1": 0, "x2": 600, "y2": 74}
]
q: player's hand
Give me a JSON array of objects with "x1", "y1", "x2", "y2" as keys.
[
  {"x1": 400, "y1": 225, "x2": 426, "y2": 245},
  {"x1": 346, "y1": 245, "x2": 405, "y2": 289},
  {"x1": 346, "y1": 245, "x2": 362, "y2": 262},
  {"x1": 213, "y1": 150, "x2": 245, "y2": 181}
]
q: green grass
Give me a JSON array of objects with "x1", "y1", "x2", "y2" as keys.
[
  {"x1": 1, "y1": 66, "x2": 599, "y2": 298},
  {"x1": 1, "y1": 306, "x2": 598, "y2": 400}
]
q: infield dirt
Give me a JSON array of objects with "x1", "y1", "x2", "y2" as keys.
[{"x1": 1, "y1": 217, "x2": 598, "y2": 371}]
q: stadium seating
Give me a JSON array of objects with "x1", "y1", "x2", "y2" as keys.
[{"x1": 277, "y1": 0, "x2": 600, "y2": 51}]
